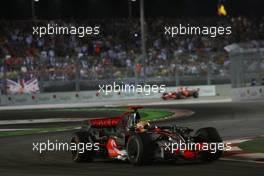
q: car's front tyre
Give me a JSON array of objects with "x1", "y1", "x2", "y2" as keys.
[{"x1": 127, "y1": 133, "x2": 154, "y2": 165}]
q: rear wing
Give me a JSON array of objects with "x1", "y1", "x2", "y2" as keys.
[
  {"x1": 88, "y1": 116, "x2": 123, "y2": 127},
  {"x1": 128, "y1": 106, "x2": 143, "y2": 112}
]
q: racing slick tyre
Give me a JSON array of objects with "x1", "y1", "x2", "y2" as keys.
[
  {"x1": 161, "y1": 93, "x2": 169, "y2": 100},
  {"x1": 71, "y1": 131, "x2": 95, "y2": 162},
  {"x1": 127, "y1": 133, "x2": 154, "y2": 166},
  {"x1": 177, "y1": 92, "x2": 184, "y2": 99},
  {"x1": 193, "y1": 92, "x2": 199, "y2": 98},
  {"x1": 195, "y1": 127, "x2": 223, "y2": 162}
]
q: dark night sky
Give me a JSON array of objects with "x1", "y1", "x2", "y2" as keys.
[{"x1": 0, "y1": 0, "x2": 264, "y2": 19}]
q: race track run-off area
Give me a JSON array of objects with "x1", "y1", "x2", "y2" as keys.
[{"x1": 0, "y1": 100, "x2": 264, "y2": 176}]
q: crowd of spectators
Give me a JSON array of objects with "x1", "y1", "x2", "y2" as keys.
[{"x1": 0, "y1": 16, "x2": 264, "y2": 81}]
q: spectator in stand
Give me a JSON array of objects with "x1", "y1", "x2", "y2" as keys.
[{"x1": 0, "y1": 17, "x2": 264, "y2": 81}]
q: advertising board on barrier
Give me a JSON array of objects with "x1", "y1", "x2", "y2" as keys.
[
  {"x1": 7, "y1": 78, "x2": 40, "y2": 95},
  {"x1": 232, "y1": 86, "x2": 264, "y2": 101}
]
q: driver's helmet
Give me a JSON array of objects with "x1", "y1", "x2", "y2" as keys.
[
  {"x1": 132, "y1": 112, "x2": 141, "y2": 125},
  {"x1": 127, "y1": 112, "x2": 141, "y2": 129}
]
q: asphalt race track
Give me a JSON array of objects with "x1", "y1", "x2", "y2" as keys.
[{"x1": 0, "y1": 101, "x2": 264, "y2": 176}]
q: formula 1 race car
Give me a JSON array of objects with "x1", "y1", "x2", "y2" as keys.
[
  {"x1": 161, "y1": 87, "x2": 199, "y2": 100},
  {"x1": 71, "y1": 106, "x2": 223, "y2": 165}
]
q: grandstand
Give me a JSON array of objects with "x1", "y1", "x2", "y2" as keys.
[{"x1": 1, "y1": 17, "x2": 263, "y2": 92}]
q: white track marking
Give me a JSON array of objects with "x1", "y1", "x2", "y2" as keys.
[
  {"x1": 230, "y1": 153, "x2": 264, "y2": 158},
  {"x1": 128, "y1": 98, "x2": 231, "y2": 106},
  {"x1": 227, "y1": 146, "x2": 243, "y2": 152},
  {"x1": 0, "y1": 97, "x2": 231, "y2": 111},
  {"x1": 223, "y1": 137, "x2": 264, "y2": 164},
  {"x1": 220, "y1": 158, "x2": 264, "y2": 164},
  {"x1": 0, "y1": 128, "x2": 34, "y2": 131},
  {"x1": 0, "y1": 118, "x2": 89, "y2": 125},
  {"x1": 225, "y1": 139, "x2": 252, "y2": 144}
]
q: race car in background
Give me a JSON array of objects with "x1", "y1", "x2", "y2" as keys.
[
  {"x1": 161, "y1": 87, "x2": 199, "y2": 100},
  {"x1": 71, "y1": 106, "x2": 222, "y2": 165}
]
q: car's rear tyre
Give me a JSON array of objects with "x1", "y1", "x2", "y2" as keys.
[
  {"x1": 127, "y1": 133, "x2": 154, "y2": 165},
  {"x1": 193, "y1": 92, "x2": 199, "y2": 98},
  {"x1": 71, "y1": 131, "x2": 95, "y2": 162},
  {"x1": 177, "y1": 92, "x2": 184, "y2": 99},
  {"x1": 195, "y1": 127, "x2": 223, "y2": 162}
]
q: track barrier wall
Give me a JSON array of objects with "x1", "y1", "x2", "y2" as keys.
[{"x1": 0, "y1": 85, "x2": 216, "y2": 106}]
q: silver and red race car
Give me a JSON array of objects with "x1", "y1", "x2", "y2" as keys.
[
  {"x1": 71, "y1": 107, "x2": 223, "y2": 165},
  {"x1": 161, "y1": 87, "x2": 199, "y2": 100}
]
